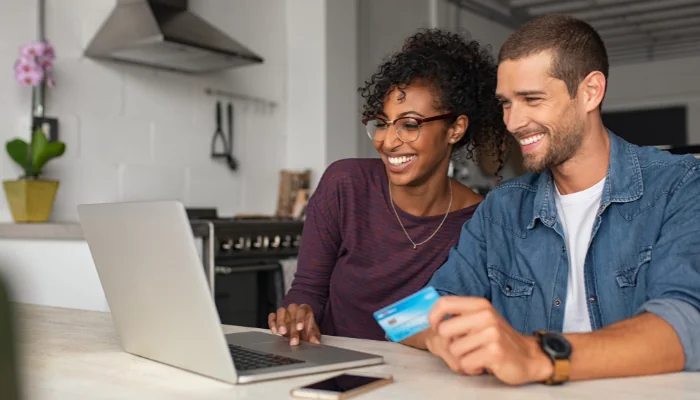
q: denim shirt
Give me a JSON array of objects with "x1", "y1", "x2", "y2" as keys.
[{"x1": 429, "y1": 131, "x2": 700, "y2": 371}]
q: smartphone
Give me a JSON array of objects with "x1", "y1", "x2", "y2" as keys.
[{"x1": 290, "y1": 373, "x2": 393, "y2": 399}]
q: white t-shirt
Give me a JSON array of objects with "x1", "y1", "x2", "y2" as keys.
[{"x1": 554, "y1": 177, "x2": 606, "y2": 333}]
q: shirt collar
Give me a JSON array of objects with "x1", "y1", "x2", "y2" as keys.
[{"x1": 527, "y1": 130, "x2": 643, "y2": 230}]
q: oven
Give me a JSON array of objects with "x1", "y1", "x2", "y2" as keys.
[{"x1": 188, "y1": 209, "x2": 304, "y2": 329}]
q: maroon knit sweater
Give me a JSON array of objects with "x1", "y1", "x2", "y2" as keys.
[{"x1": 282, "y1": 158, "x2": 478, "y2": 341}]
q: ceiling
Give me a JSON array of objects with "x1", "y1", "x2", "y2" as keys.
[{"x1": 450, "y1": 0, "x2": 700, "y2": 65}]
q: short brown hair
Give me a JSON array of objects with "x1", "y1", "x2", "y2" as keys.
[{"x1": 498, "y1": 14, "x2": 608, "y2": 99}]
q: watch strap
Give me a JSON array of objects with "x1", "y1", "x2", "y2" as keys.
[
  {"x1": 535, "y1": 330, "x2": 571, "y2": 385},
  {"x1": 545, "y1": 358, "x2": 570, "y2": 385}
]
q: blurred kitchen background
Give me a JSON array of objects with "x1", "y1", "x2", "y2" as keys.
[{"x1": 1, "y1": 0, "x2": 699, "y2": 329}]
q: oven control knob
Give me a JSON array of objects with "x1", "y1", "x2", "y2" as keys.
[
  {"x1": 215, "y1": 266, "x2": 233, "y2": 275},
  {"x1": 221, "y1": 238, "x2": 234, "y2": 251}
]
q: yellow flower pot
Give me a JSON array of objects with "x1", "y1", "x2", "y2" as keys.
[{"x1": 2, "y1": 179, "x2": 59, "y2": 223}]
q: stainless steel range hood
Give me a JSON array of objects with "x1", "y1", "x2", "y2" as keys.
[{"x1": 85, "y1": 0, "x2": 263, "y2": 74}]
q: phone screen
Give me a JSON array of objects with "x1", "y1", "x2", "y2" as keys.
[{"x1": 301, "y1": 374, "x2": 384, "y2": 393}]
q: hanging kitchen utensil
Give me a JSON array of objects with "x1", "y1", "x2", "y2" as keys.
[
  {"x1": 210, "y1": 101, "x2": 229, "y2": 159},
  {"x1": 226, "y1": 102, "x2": 239, "y2": 170}
]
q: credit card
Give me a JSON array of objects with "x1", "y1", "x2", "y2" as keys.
[{"x1": 373, "y1": 286, "x2": 440, "y2": 342}]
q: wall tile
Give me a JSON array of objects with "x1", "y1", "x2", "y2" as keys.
[
  {"x1": 186, "y1": 165, "x2": 244, "y2": 217},
  {"x1": 236, "y1": 108, "x2": 285, "y2": 214},
  {"x1": 80, "y1": 115, "x2": 152, "y2": 164},
  {"x1": 45, "y1": 0, "x2": 85, "y2": 59},
  {"x1": 152, "y1": 120, "x2": 197, "y2": 167},
  {"x1": 120, "y1": 164, "x2": 186, "y2": 202},
  {"x1": 123, "y1": 68, "x2": 198, "y2": 124},
  {"x1": 45, "y1": 58, "x2": 125, "y2": 118},
  {"x1": 80, "y1": 162, "x2": 120, "y2": 205},
  {"x1": 55, "y1": 114, "x2": 80, "y2": 159},
  {"x1": 0, "y1": 2, "x2": 36, "y2": 45}
]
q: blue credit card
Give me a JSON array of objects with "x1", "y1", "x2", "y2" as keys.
[{"x1": 373, "y1": 286, "x2": 440, "y2": 342}]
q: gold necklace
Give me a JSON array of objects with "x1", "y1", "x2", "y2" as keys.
[{"x1": 388, "y1": 180, "x2": 453, "y2": 249}]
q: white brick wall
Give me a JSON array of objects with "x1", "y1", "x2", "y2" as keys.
[{"x1": 0, "y1": 0, "x2": 289, "y2": 222}]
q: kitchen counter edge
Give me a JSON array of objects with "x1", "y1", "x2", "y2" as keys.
[
  {"x1": 0, "y1": 222, "x2": 84, "y2": 240},
  {"x1": 0, "y1": 220, "x2": 214, "y2": 241}
]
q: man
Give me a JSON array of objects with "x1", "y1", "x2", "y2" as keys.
[{"x1": 403, "y1": 14, "x2": 700, "y2": 385}]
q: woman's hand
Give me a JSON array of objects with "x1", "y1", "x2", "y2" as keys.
[{"x1": 268, "y1": 303, "x2": 321, "y2": 346}]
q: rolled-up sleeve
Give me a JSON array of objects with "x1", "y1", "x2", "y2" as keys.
[
  {"x1": 638, "y1": 299, "x2": 700, "y2": 371},
  {"x1": 642, "y1": 164, "x2": 700, "y2": 371}
]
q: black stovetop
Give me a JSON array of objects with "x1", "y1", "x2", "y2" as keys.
[{"x1": 186, "y1": 208, "x2": 305, "y2": 264}]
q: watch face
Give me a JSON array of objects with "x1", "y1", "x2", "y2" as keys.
[
  {"x1": 549, "y1": 337, "x2": 567, "y2": 352},
  {"x1": 544, "y1": 333, "x2": 572, "y2": 357}
]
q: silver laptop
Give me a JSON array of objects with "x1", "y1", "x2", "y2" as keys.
[{"x1": 77, "y1": 200, "x2": 383, "y2": 384}]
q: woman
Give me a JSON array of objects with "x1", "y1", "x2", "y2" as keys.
[{"x1": 269, "y1": 28, "x2": 509, "y2": 345}]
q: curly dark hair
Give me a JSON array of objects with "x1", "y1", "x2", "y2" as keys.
[{"x1": 359, "y1": 28, "x2": 509, "y2": 173}]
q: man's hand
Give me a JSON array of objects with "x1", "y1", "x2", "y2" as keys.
[
  {"x1": 428, "y1": 296, "x2": 553, "y2": 385},
  {"x1": 423, "y1": 327, "x2": 467, "y2": 374},
  {"x1": 268, "y1": 303, "x2": 321, "y2": 346}
]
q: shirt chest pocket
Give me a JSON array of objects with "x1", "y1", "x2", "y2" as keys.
[
  {"x1": 614, "y1": 246, "x2": 651, "y2": 309},
  {"x1": 487, "y1": 266, "x2": 535, "y2": 334}
]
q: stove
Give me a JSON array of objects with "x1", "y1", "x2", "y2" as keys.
[
  {"x1": 187, "y1": 209, "x2": 304, "y2": 329},
  {"x1": 213, "y1": 218, "x2": 303, "y2": 265}
]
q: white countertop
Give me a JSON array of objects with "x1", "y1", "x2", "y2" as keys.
[
  {"x1": 0, "y1": 222, "x2": 83, "y2": 240},
  {"x1": 13, "y1": 304, "x2": 700, "y2": 399}
]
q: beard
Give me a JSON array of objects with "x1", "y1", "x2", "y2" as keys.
[{"x1": 519, "y1": 108, "x2": 585, "y2": 174}]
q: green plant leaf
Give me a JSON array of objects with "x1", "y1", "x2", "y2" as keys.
[
  {"x1": 30, "y1": 128, "x2": 48, "y2": 170},
  {"x1": 34, "y1": 142, "x2": 65, "y2": 173},
  {"x1": 30, "y1": 129, "x2": 65, "y2": 175},
  {"x1": 5, "y1": 139, "x2": 29, "y2": 170}
]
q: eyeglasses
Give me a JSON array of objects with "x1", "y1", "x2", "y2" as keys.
[{"x1": 362, "y1": 112, "x2": 455, "y2": 143}]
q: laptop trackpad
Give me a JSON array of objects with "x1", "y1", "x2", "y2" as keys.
[
  {"x1": 226, "y1": 331, "x2": 300, "y2": 345},
  {"x1": 226, "y1": 331, "x2": 374, "y2": 364}
]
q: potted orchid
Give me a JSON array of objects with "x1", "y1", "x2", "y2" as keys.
[{"x1": 3, "y1": 41, "x2": 65, "y2": 223}]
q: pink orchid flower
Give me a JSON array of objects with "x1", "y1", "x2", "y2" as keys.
[
  {"x1": 13, "y1": 40, "x2": 56, "y2": 87},
  {"x1": 43, "y1": 42, "x2": 56, "y2": 59},
  {"x1": 16, "y1": 68, "x2": 44, "y2": 87},
  {"x1": 37, "y1": 56, "x2": 53, "y2": 72},
  {"x1": 19, "y1": 41, "x2": 47, "y2": 58}
]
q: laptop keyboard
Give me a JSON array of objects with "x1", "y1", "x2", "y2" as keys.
[{"x1": 228, "y1": 344, "x2": 305, "y2": 371}]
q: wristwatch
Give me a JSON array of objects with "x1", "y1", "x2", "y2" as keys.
[{"x1": 534, "y1": 330, "x2": 572, "y2": 385}]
